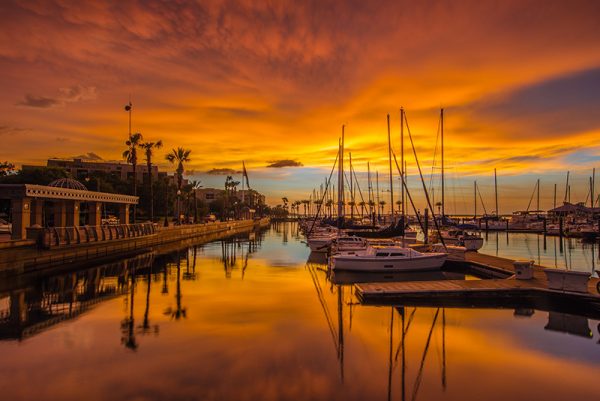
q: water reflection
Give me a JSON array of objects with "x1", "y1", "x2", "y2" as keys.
[
  {"x1": 0, "y1": 252, "x2": 152, "y2": 341},
  {"x1": 480, "y1": 232, "x2": 599, "y2": 275},
  {"x1": 0, "y1": 223, "x2": 599, "y2": 401}
]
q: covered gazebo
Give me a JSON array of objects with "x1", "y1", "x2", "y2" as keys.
[{"x1": 0, "y1": 178, "x2": 138, "y2": 240}]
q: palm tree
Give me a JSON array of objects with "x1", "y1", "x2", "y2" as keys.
[
  {"x1": 348, "y1": 200, "x2": 356, "y2": 219},
  {"x1": 282, "y1": 197, "x2": 289, "y2": 214},
  {"x1": 166, "y1": 147, "x2": 191, "y2": 224},
  {"x1": 378, "y1": 200, "x2": 386, "y2": 220},
  {"x1": 325, "y1": 199, "x2": 333, "y2": 216},
  {"x1": 140, "y1": 139, "x2": 163, "y2": 222},
  {"x1": 292, "y1": 200, "x2": 301, "y2": 217},
  {"x1": 123, "y1": 132, "x2": 143, "y2": 223},
  {"x1": 301, "y1": 200, "x2": 310, "y2": 217},
  {"x1": 359, "y1": 201, "x2": 366, "y2": 217},
  {"x1": 313, "y1": 199, "x2": 323, "y2": 215},
  {"x1": 396, "y1": 200, "x2": 403, "y2": 217}
]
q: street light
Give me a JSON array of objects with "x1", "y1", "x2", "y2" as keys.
[{"x1": 176, "y1": 189, "x2": 182, "y2": 225}]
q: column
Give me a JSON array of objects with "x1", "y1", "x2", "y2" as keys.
[
  {"x1": 66, "y1": 201, "x2": 81, "y2": 227},
  {"x1": 30, "y1": 199, "x2": 44, "y2": 226},
  {"x1": 10, "y1": 197, "x2": 31, "y2": 240},
  {"x1": 119, "y1": 204, "x2": 130, "y2": 225},
  {"x1": 88, "y1": 202, "x2": 102, "y2": 226},
  {"x1": 9, "y1": 291, "x2": 27, "y2": 324},
  {"x1": 53, "y1": 201, "x2": 67, "y2": 228}
]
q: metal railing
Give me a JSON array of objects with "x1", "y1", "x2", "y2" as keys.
[{"x1": 41, "y1": 223, "x2": 157, "y2": 248}]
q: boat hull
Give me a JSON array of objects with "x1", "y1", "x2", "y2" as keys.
[
  {"x1": 331, "y1": 253, "x2": 447, "y2": 272},
  {"x1": 308, "y1": 238, "x2": 333, "y2": 252}
]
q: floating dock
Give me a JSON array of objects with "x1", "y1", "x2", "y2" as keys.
[{"x1": 355, "y1": 252, "x2": 600, "y2": 315}]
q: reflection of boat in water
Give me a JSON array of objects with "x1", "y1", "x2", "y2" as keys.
[
  {"x1": 329, "y1": 270, "x2": 463, "y2": 285},
  {"x1": 439, "y1": 229, "x2": 484, "y2": 251},
  {"x1": 307, "y1": 251, "x2": 328, "y2": 266},
  {"x1": 307, "y1": 258, "x2": 450, "y2": 398},
  {"x1": 331, "y1": 246, "x2": 447, "y2": 272}
]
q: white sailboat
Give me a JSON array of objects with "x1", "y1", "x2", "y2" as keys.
[{"x1": 330, "y1": 245, "x2": 447, "y2": 272}]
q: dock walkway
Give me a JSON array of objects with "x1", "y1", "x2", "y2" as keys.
[{"x1": 355, "y1": 252, "x2": 600, "y2": 313}]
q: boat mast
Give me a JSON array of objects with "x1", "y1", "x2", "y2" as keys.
[
  {"x1": 592, "y1": 168, "x2": 595, "y2": 208},
  {"x1": 564, "y1": 171, "x2": 570, "y2": 204},
  {"x1": 400, "y1": 107, "x2": 405, "y2": 217},
  {"x1": 553, "y1": 183, "x2": 557, "y2": 209},
  {"x1": 337, "y1": 126, "x2": 345, "y2": 227},
  {"x1": 537, "y1": 178, "x2": 540, "y2": 213},
  {"x1": 441, "y1": 108, "x2": 445, "y2": 222},
  {"x1": 376, "y1": 170, "x2": 380, "y2": 220},
  {"x1": 494, "y1": 168, "x2": 499, "y2": 217},
  {"x1": 367, "y1": 161, "x2": 372, "y2": 219},
  {"x1": 350, "y1": 152, "x2": 354, "y2": 220},
  {"x1": 474, "y1": 181, "x2": 477, "y2": 219},
  {"x1": 387, "y1": 114, "x2": 394, "y2": 221}
]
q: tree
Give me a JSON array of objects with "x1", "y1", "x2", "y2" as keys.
[
  {"x1": 0, "y1": 162, "x2": 15, "y2": 177},
  {"x1": 140, "y1": 139, "x2": 163, "y2": 222},
  {"x1": 301, "y1": 200, "x2": 310, "y2": 217},
  {"x1": 358, "y1": 201, "x2": 366, "y2": 217},
  {"x1": 348, "y1": 200, "x2": 356, "y2": 218},
  {"x1": 123, "y1": 132, "x2": 144, "y2": 222},
  {"x1": 224, "y1": 175, "x2": 240, "y2": 218},
  {"x1": 435, "y1": 201, "x2": 442, "y2": 215},
  {"x1": 378, "y1": 200, "x2": 386, "y2": 218},
  {"x1": 281, "y1": 197, "x2": 289, "y2": 212},
  {"x1": 325, "y1": 199, "x2": 333, "y2": 216},
  {"x1": 166, "y1": 147, "x2": 191, "y2": 223}
]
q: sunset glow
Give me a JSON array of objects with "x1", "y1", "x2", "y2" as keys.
[{"x1": 1, "y1": 0, "x2": 599, "y2": 210}]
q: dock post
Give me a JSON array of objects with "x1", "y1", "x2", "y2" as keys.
[
  {"x1": 505, "y1": 219, "x2": 509, "y2": 231},
  {"x1": 559, "y1": 216, "x2": 564, "y2": 238},
  {"x1": 543, "y1": 217, "x2": 547, "y2": 236},
  {"x1": 424, "y1": 208, "x2": 429, "y2": 244}
]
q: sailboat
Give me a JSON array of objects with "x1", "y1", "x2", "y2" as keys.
[
  {"x1": 330, "y1": 245, "x2": 447, "y2": 272},
  {"x1": 429, "y1": 109, "x2": 483, "y2": 251}
]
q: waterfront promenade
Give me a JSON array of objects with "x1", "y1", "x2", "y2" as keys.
[{"x1": 0, "y1": 218, "x2": 269, "y2": 276}]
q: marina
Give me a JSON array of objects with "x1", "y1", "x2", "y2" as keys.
[
  {"x1": 1, "y1": 2, "x2": 600, "y2": 400},
  {"x1": 1, "y1": 222, "x2": 599, "y2": 401}
]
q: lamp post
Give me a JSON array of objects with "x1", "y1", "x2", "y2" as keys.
[{"x1": 176, "y1": 189, "x2": 181, "y2": 225}]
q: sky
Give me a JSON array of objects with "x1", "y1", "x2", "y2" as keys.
[{"x1": 0, "y1": 0, "x2": 599, "y2": 212}]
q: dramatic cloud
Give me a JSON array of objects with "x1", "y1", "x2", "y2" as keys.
[
  {"x1": 0, "y1": 0, "x2": 599, "y2": 209},
  {"x1": 207, "y1": 168, "x2": 241, "y2": 175},
  {"x1": 457, "y1": 67, "x2": 600, "y2": 139},
  {"x1": 267, "y1": 160, "x2": 303, "y2": 168},
  {"x1": 16, "y1": 94, "x2": 60, "y2": 108},
  {"x1": 16, "y1": 85, "x2": 96, "y2": 108},
  {"x1": 0, "y1": 125, "x2": 28, "y2": 135}
]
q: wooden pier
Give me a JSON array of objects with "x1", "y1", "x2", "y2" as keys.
[{"x1": 355, "y1": 252, "x2": 600, "y2": 316}]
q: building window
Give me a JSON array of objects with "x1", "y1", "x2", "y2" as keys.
[{"x1": 205, "y1": 193, "x2": 215, "y2": 200}]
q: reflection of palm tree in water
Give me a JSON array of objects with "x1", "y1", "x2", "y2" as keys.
[
  {"x1": 164, "y1": 252, "x2": 186, "y2": 320},
  {"x1": 183, "y1": 246, "x2": 197, "y2": 281},
  {"x1": 139, "y1": 266, "x2": 159, "y2": 335},
  {"x1": 121, "y1": 269, "x2": 138, "y2": 350}
]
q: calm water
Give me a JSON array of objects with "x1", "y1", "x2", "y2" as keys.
[
  {"x1": 0, "y1": 222, "x2": 599, "y2": 401},
  {"x1": 479, "y1": 231, "x2": 599, "y2": 275}
]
